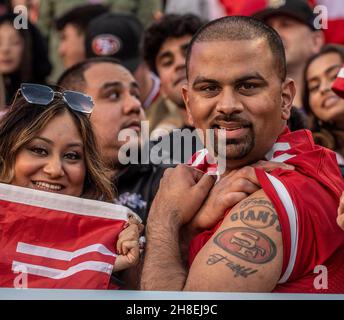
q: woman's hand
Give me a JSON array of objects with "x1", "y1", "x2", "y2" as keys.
[{"x1": 113, "y1": 216, "x2": 144, "y2": 272}]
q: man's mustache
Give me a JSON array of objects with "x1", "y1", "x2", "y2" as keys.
[{"x1": 211, "y1": 114, "x2": 252, "y2": 127}]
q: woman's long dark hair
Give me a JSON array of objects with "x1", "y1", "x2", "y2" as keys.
[{"x1": 0, "y1": 14, "x2": 52, "y2": 104}]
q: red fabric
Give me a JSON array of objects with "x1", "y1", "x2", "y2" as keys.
[
  {"x1": 219, "y1": 0, "x2": 266, "y2": 16},
  {"x1": 219, "y1": 0, "x2": 344, "y2": 46},
  {"x1": 332, "y1": 65, "x2": 344, "y2": 99},
  {"x1": 0, "y1": 184, "x2": 130, "y2": 289},
  {"x1": 323, "y1": 20, "x2": 344, "y2": 45},
  {"x1": 188, "y1": 128, "x2": 344, "y2": 293}
]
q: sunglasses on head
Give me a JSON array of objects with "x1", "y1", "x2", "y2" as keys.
[{"x1": 12, "y1": 83, "x2": 94, "y2": 114}]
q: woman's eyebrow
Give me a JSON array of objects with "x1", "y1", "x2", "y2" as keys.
[{"x1": 32, "y1": 137, "x2": 83, "y2": 148}]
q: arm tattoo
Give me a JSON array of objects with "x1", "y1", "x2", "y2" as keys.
[
  {"x1": 213, "y1": 227, "x2": 277, "y2": 264},
  {"x1": 230, "y1": 197, "x2": 281, "y2": 232},
  {"x1": 207, "y1": 253, "x2": 258, "y2": 278}
]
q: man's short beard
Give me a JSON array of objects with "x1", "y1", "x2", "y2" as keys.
[
  {"x1": 215, "y1": 127, "x2": 255, "y2": 160},
  {"x1": 227, "y1": 136, "x2": 255, "y2": 160}
]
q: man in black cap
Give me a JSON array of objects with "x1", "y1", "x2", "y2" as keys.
[
  {"x1": 253, "y1": 0, "x2": 324, "y2": 110},
  {"x1": 85, "y1": 12, "x2": 160, "y2": 112}
]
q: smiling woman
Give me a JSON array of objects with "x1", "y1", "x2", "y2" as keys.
[
  {"x1": 0, "y1": 84, "x2": 113, "y2": 200},
  {"x1": 303, "y1": 44, "x2": 344, "y2": 167},
  {"x1": 0, "y1": 84, "x2": 143, "y2": 282}
]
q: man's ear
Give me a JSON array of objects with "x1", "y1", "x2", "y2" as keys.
[
  {"x1": 182, "y1": 84, "x2": 194, "y2": 127},
  {"x1": 281, "y1": 78, "x2": 296, "y2": 120}
]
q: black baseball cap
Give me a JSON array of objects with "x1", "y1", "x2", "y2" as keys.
[
  {"x1": 85, "y1": 12, "x2": 143, "y2": 73},
  {"x1": 253, "y1": 0, "x2": 317, "y2": 30}
]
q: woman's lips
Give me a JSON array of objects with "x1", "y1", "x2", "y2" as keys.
[
  {"x1": 0, "y1": 59, "x2": 13, "y2": 65},
  {"x1": 322, "y1": 95, "x2": 340, "y2": 109}
]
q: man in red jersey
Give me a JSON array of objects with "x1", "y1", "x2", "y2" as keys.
[{"x1": 140, "y1": 16, "x2": 344, "y2": 293}]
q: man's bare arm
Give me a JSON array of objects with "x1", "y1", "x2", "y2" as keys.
[
  {"x1": 141, "y1": 210, "x2": 187, "y2": 290},
  {"x1": 184, "y1": 189, "x2": 283, "y2": 292},
  {"x1": 140, "y1": 166, "x2": 215, "y2": 290},
  {"x1": 141, "y1": 165, "x2": 286, "y2": 291}
]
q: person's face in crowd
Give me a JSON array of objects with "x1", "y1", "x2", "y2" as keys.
[
  {"x1": 58, "y1": 23, "x2": 86, "y2": 69},
  {"x1": 183, "y1": 38, "x2": 294, "y2": 171},
  {"x1": 306, "y1": 52, "x2": 344, "y2": 124},
  {"x1": 12, "y1": 111, "x2": 86, "y2": 196},
  {"x1": 156, "y1": 34, "x2": 191, "y2": 107},
  {"x1": 266, "y1": 15, "x2": 321, "y2": 69},
  {"x1": 0, "y1": 22, "x2": 24, "y2": 74},
  {"x1": 83, "y1": 62, "x2": 144, "y2": 167}
]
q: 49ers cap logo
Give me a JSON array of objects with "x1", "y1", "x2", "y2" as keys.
[
  {"x1": 91, "y1": 34, "x2": 121, "y2": 56},
  {"x1": 268, "y1": 0, "x2": 286, "y2": 9}
]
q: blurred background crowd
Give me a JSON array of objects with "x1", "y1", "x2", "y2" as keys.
[
  {"x1": 0, "y1": 0, "x2": 343, "y2": 183},
  {"x1": 1, "y1": 0, "x2": 344, "y2": 291}
]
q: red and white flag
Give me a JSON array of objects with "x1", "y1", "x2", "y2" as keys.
[
  {"x1": 219, "y1": 0, "x2": 344, "y2": 46},
  {"x1": 332, "y1": 65, "x2": 344, "y2": 99},
  {"x1": 188, "y1": 148, "x2": 218, "y2": 175},
  {"x1": 0, "y1": 183, "x2": 137, "y2": 289}
]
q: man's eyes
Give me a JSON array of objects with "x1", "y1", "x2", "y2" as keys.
[
  {"x1": 195, "y1": 81, "x2": 262, "y2": 96},
  {"x1": 160, "y1": 58, "x2": 173, "y2": 67},
  {"x1": 132, "y1": 90, "x2": 141, "y2": 100},
  {"x1": 238, "y1": 83, "x2": 258, "y2": 90},
  {"x1": 103, "y1": 89, "x2": 120, "y2": 100},
  {"x1": 201, "y1": 85, "x2": 219, "y2": 92}
]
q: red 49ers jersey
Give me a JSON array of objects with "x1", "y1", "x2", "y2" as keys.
[{"x1": 188, "y1": 128, "x2": 344, "y2": 293}]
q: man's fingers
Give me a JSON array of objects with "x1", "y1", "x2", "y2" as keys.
[
  {"x1": 230, "y1": 166, "x2": 260, "y2": 187},
  {"x1": 253, "y1": 160, "x2": 295, "y2": 172},
  {"x1": 231, "y1": 178, "x2": 260, "y2": 194},
  {"x1": 221, "y1": 192, "x2": 248, "y2": 211},
  {"x1": 194, "y1": 172, "x2": 216, "y2": 197}
]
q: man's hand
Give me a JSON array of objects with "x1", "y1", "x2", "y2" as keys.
[
  {"x1": 188, "y1": 161, "x2": 295, "y2": 232},
  {"x1": 148, "y1": 165, "x2": 216, "y2": 226},
  {"x1": 337, "y1": 191, "x2": 344, "y2": 231}
]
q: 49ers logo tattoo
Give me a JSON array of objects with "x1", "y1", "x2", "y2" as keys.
[{"x1": 214, "y1": 227, "x2": 276, "y2": 264}]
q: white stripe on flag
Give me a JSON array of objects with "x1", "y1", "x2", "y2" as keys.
[
  {"x1": 12, "y1": 260, "x2": 114, "y2": 279},
  {"x1": 0, "y1": 183, "x2": 141, "y2": 223},
  {"x1": 192, "y1": 149, "x2": 208, "y2": 167},
  {"x1": 338, "y1": 68, "x2": 344, "y2": 79},
  {"x1": 17, "y1": 242, "x2": 117, "y2": 261}
]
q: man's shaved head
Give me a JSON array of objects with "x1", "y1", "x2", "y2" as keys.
[{"x1": 186, "y1": 16, "x2": 287, "y2": 81}]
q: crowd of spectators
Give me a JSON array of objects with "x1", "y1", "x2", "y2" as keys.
[{"x1": 0, "y1": 0, "x2": 344, "y2": 293}]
